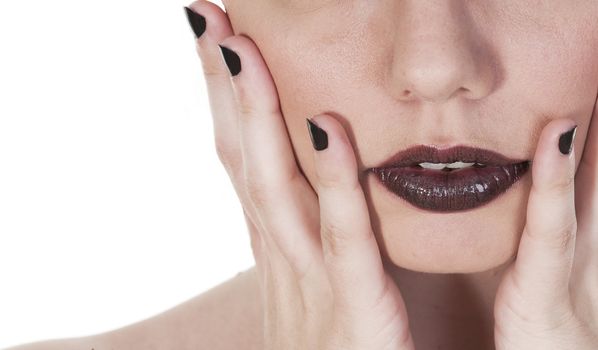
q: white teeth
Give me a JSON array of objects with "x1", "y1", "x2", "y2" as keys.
[
  {"x1": 447, "y1": 161, "x2": 477, "y2": 169},
  {"x1": 419, "y1": 162, "x2": 449, "y2": 170},
  {"x1": 419, "y1": 161, "x2": 478, "y2": 170}
]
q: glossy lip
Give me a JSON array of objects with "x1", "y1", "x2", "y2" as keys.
[
  {"x1": 367, "y1": 145, "x2": 531, "y2": 213},
  {"x1": 370, "y1": 144, "x2": 529, "y2": 169}
]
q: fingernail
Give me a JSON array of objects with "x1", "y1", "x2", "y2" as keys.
[
  {"x1": 306, "y1": 118, "x2": 328, "y2": 151},
  {"x1": 184, "y1": 6, "x2": 206, "y2": 39},
  {"x1": 218, "y1": 45, "x2": 242, "y2": 76},
  {"x1": 558, "y1": 125, "x2": 578, "y2": 155}
]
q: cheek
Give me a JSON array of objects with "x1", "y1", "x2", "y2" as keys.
[
  {"x1": 505, "y1": 32, "x2": 598, "y2": 115},
  {"x1": 255, "y1": 10, "x2": 394, "y2": 165},
  {"x1": 488, "y1": 17, "x2": 598, "y2": 167},
  {"x1": 491, "y1": 3, "x2": 598, "y2": 117},
  {"x1": 247, "y1": 14, "x2": 384, "y2": 178}
]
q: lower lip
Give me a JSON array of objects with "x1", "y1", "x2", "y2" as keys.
[{"x1": 370, "y1": 162, "x2": 530, "y2": 213}]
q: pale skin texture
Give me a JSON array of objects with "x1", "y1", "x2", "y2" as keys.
[{"x1": 6, "y1": 1, "x2": 598, "y2": 349}]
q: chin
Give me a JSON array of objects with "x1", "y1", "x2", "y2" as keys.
[{"x1": 363, "y1": 170, "x2": 532, "y2": 274}]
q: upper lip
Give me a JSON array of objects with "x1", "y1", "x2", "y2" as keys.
[{"x1": 370, "y1": 145, "x2": 529, "y2": 169}]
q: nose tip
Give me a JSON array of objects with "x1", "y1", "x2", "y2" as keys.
[
  {"x1": 398, "y1": 63, "x2": 474, "y2": 102},
  {"x1": 388, "y1": 3, "x2": 497, "y2": 104},
  {"x1": 396, "y1": 57, "x2": 496, "y2": 104}
]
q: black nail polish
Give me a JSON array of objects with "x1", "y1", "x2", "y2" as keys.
[
  {"x1": 306, "y1": 118, "x2": 328, "y2": 151},
  {"x1": 184, "y1": 6, "x2": 206, "y2": 39},
  {"x1": 218, "y1": 45, "x2": 242, "y2": 76},
  {"x1": 558, "y1": 125, "x2": 577, "y2": 155}
]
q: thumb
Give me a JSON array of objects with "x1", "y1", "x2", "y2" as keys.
[{"x1": 513, "y1": 119, "x2": 578, "y2": 307}]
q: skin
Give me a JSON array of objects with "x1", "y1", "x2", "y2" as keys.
[
  {"x1": 6, "y1": 1, "x2": 598, "y2": 349},
  {"x1": 221, "y1": 0, "x2": 597, "y2": 274},
  {"x1": 214, "y1": 0, "x2": 598, "y2": 348}
]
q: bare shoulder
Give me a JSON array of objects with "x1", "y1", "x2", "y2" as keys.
[{"x1": 5, "y1": 267, "x2": 263, "y2": 350}]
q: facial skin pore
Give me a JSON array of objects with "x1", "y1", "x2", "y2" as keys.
[{"x1": 221, "y1": 0, "x2": 598, "y2": 274}]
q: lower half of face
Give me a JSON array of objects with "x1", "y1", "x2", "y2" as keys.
[{"x1": 224, "y1": 0, "x2": 598, "y2": 273}]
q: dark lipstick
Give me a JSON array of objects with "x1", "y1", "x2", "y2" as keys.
[{"x1": 368, "y1": 145, "x2": 531, "y2": 212}]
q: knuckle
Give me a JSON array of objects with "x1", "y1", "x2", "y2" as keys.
[
  {"x1": 321, "y1": 220, "x2": 359, "y2": 257},
  {"x1": 234, "y1": 85, "x2": 268, "y2": 118},
  {"x1": 203, "y1": 68, "x2": 227, "y2": 79},
  {"x1": 244, "y1": 176, "x2": 271, "y2": 208},
  {"x1": 317, "y1": 175, "x2": 340, "y2": 190},
  {"x1": 229, "y1": 79, "x2": 281, "y2": 120},
  {"x1": 238, "y1": 92, "x2": 280, "y2": 118},
  {"x1": 315, "y1": 166, "x2": 337, "y2": 190},
  {"x1": 236, "y1": 94, "x2": 258, "y2": 117},
  {"x1": 317, "y1": 171, "x2": 360, "y2": 193},
  {"x1": 214, "y1": 138, "x2": 240, "y2": 171},
  {"x1": 322, "y1": 220, "x2": 344, "y2": 244},
  {"x1": 243, "y1": 164, "x2": 302, "y2": 210},
  {"x1": 548, "y1": 174, "x2": 575, "y2": 196},
  {"x1": 528, "y1": 218, "x2": 578, "y2": 251},
  {"x1": 533, "y1": 306, "x2": 577, "y2": 334},
  {"x1": 214, "y1": 138, "x2": 230, "y2": 163},
  {"x1": 556, "y1": 219, "x2": 578, "y2": 249},
  {"x1": 200, "y1": 57, "x2": 229, "y2": 78}
]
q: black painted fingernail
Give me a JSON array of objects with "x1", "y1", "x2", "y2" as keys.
[
  {"x1": 306, "y1": 118, "x2": 328, "y2": 151},
  {"x1": 218, "y1": 45, "x2": 242, "y2": 76},
  {"x1": 558, "y1": 125, "x2": 577, "y2": 155},
  {"x1": 184, "y1": 6, "x2": 206, "y2": 39}
]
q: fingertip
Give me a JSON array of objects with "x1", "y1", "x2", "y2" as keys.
[
  {"x1": 308, "y1": 114, "x2": 360, "y2": 191},
  {"x1": 531, "y1": 119, "x2": 578, "y2": 192},
  {"x1": 308, "y1": 114, "x2": 352, "y2": 151},
  {"x1": 558, "y1": 124, "x2": 578, "y2": 156},
  {"x1": 308, "y1": 114, "x2": 354, "y2": 158},
  {"x1": 186, "y1": 1, "x2": 235, "y2": 80},
  {"x1": 543, "y1": 119, "x2": 578, "y2": 156},
  {"x1": 217, "y1": 42, "x2": 242, "y2": 77},
  {"x1": 216, "y1": 35, "x2": 281, "y2": 115},
  {"x1": 186, "y1": 1, "x2": 234, "y2": 44},
  {"x1": 306, "y1": 116, "x2": 329, "y2": 151},
  {"x1": 184, "y1": 5, "x2": 206, "y2": 39}
]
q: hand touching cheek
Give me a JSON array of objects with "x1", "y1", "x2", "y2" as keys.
[
  {"x1": 494, "y1": 93, "x2": 598, "y2": 349},
  {"x1": 186, "y1": 2, "x2": 415, "y2": 349}
]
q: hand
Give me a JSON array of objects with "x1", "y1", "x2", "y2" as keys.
[
  {"x1": 185, "y1": 1, "x2": 415, "y2": 349},
  {"x1": 493, "y1": 93, "x2": 598, "y2": 349}
]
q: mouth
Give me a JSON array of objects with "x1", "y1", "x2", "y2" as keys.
[{"x1": 368, "y1": 145, "x2": 531, "y2": 213}]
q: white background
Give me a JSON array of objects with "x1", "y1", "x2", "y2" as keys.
[{"x1": 0, "y1": 0, "x2": 256, "y2": 348}]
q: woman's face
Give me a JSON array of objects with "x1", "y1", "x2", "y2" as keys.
[{"x1": 221, "y1": 1, "x2": 598, "y2": 273}]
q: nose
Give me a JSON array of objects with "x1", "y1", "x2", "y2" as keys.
[{"x1": 388, "y1": 1, "x2": 497, "y2": 104}]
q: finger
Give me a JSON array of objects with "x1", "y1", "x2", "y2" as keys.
[
  {"x1": 216, "y1": 35, "x2": 323, "y2": 280},
  {"x1": 185, "y1": 2, "x2": 264, "y2": 256},
  {"x1": 308, "y1": 115, "x2": 401, "y2": 313},
  {"x1": 185, "y1": 3, "x2": 281, "y2": 303},
  {"x1": 184, "y1": 2, "x2": 240, "y2": 174},
  {"x1": 241, "y1": 207, "x2": 274, "y2": 312},
  {"x1": 242, "y1": 207, "x2": 291, "y2": 309},
  {"x1": 513, "y1": 119, "x2": 578, "y2": 307}
]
